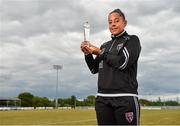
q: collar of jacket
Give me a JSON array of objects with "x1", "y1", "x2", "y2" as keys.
[{"x1": 111, "y1": 30, "x2": 127, "y2": 40}]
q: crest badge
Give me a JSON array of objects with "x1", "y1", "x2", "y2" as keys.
[
  {"x1": 117, "y1": 43, "x2": 124, "y2": 51},
  {"x1": 125, "y1": 112, "x2": 134, "y2": 123}
]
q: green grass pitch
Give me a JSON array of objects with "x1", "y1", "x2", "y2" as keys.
[{"x1": 0, "y1": 109, "x2": 180, "y2": 125}]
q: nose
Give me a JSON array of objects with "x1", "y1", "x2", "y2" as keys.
[{"x1": 111, "y1": 22, "x2": 116, "y2": 27}]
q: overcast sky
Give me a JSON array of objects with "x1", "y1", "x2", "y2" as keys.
[{"x1": 0, "y1": 0, "x2": 180, "y2": 101}]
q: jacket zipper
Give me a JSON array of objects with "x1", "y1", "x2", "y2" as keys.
[{"x1": 109, "y1": 39, "x2": 116, "y2": 51}]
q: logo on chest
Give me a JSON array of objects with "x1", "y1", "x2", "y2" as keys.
[{"x1": 116, "y1": 43, "x2": 124, "y2": 51}]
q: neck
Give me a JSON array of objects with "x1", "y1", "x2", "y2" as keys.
[{"x1": 111, "y1": 30, "x2": 125, "y2": 38}]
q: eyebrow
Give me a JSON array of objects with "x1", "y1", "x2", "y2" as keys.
[{"x1": 108, "y1": 18, "x2": 120, "y2": 21}]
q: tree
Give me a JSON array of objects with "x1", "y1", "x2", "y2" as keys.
[
  {"x1": 18, "y1": 92, "x2": 34, "y2": 107},
  {"x1": 41, "y1": 97, "x2": 51, "y2": 107},
  {"x1": 84, "y1": 95, "x2": 95, "y2": 106},
  {"x1": 33, "y1": 96, "x2": 43, "y2": 108},
  {"x1": 165, "y1": 101, "x2": 178, "y2": 106},
  {"x1": 71, "y1": 95, "x2": 76, "y2": 108},
  {"x1": 139, "y1": 99, "x2": 152, "y2": 106}
]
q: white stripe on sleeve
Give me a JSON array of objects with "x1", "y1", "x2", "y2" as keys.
[{"x1": 119, "y1": 47, "x2": 129, "y2": 70}]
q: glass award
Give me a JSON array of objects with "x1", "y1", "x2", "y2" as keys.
[{"x1": 83, "y1": 22, "x2": 90, "y2": 42}]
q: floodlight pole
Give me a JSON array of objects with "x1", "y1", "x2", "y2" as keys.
[{"x1": 53, "y1": 65, "x2": 63, "y2": 109}]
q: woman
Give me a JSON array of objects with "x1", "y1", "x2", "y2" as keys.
[{"x1": 81, "y1": 9, "x2": 141, "y2": 125}]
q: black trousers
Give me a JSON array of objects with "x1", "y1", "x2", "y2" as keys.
[{"x1": 95, "y1": 96, "x2": 140, "y2": 125}]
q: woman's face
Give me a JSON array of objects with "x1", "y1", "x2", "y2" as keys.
[{"x1": 108, "y1": 12, "x2": 127, "y2": 36}]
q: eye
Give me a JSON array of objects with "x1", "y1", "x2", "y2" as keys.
[
  {"x1": 109, "y1": 21, "x2": 112, "y2": 24},
  {"x1": 115, "y1": 19, "x2": 119, "y2": 23}
]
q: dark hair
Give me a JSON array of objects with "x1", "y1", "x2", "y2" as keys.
[{"x1": 109, "y1": 9, "x2": 126, "y2": 20}]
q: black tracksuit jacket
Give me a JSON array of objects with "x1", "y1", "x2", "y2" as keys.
[{"x1": 85, "y1": 31, "x2": 141, "y2": 95}]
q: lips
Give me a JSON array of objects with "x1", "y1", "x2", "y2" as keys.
[{"x1": 111, "y1": 28, "x2": 118, "y2": 32}]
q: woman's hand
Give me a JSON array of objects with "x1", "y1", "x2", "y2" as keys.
[
  {"x1": 80, "y1": 41, "x2": 101, "y2": 55},
  {"x1": 80, "y1": 41, "x2": 90, "y2": 55}
]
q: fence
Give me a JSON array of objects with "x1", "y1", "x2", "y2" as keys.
[{"x1": 1, "y1": 106, "x2": 180, "y2": 111}]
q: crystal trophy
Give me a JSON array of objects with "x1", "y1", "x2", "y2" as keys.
[{"x1": 83, "y1": 22, "x2": 90, "y2": 42}]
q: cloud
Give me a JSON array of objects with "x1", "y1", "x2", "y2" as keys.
[{"x1": 0, "y1": 0, "x2": 180, "y2": 100}]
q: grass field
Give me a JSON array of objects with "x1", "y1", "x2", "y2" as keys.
[{"x1": 0, "y1": 109, "x2": 180, "y2": 125}]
